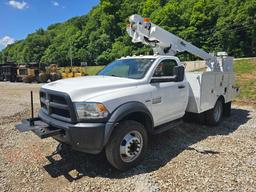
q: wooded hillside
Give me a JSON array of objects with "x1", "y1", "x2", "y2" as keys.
[{"x1": 0, "y1": 0, "x2": 255, "y2": 66}]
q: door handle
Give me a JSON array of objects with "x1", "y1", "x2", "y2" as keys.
[{"x1": 178, "y1": 85, "x2": 185, "y2": 89}]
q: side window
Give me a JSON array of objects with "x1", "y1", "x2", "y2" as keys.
[{"x1": 153, "y1": 59, "x2": 177, "y2": 77}]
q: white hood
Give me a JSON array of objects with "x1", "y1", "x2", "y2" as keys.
[{"x1": 42, "y1": 75, "x2": 138, "y2": 101}]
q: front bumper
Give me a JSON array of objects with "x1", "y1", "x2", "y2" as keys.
[{"x1": 16, "y1": 109, "x2": 113, "y2": 154}]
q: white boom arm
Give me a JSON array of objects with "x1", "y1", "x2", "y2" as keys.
[{"x1": 127, "y1": 14, "x2": 222, "y2": 71}]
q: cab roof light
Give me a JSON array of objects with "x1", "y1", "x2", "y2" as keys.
[{"x1": 143, "y1": 18, "x2": 151, "y2": 22}]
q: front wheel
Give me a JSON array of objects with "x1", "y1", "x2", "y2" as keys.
[
  {"x1": 206, "y1": 99, "x2": 223, "y2": 126},
  {"x1": 105, "y1": 120, "x2": 148, "y2": 171}
]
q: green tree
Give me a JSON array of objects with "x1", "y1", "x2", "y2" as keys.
[{"x1": 1, "y1": 0, "x2": 255, "y2": 65}]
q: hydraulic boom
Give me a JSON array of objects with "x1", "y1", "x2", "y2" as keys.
[{"x1": 127, "y1": 14, "x2": 230, "y2": 72}]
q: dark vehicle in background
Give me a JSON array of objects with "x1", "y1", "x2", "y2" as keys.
[{"x1": 0, "y1": 63, "x2": 17, "y2": 82}]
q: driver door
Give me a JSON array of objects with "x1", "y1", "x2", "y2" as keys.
[{"x1": 150, "y1": 59, "x2": 187, "y2": 126}]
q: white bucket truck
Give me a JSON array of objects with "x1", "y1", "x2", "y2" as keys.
[{"x1": 16, "y1": 15, "x2": 239, "y2": 170}]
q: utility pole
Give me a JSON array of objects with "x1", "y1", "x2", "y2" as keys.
[
  {"x1": 1, "y1": 51, "x2": 4, "y2": 64},
  {"x1": 69, "y1": 42, "x2": 73, "y2": 67}
]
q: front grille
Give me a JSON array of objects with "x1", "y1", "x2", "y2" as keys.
[
  {"x1": 51, "y1": 95, "x2": 66, "y2": 104},
  {"x1": 51, "y1": 107, "x2": 70, "y2": 117},
  {"x1": 40, "y1": 89, "x2": 76, "y2": 123}
]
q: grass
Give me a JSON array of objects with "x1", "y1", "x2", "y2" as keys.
[
  {"x1": 86, "y1": 65, "x2": 105, "y2": 75},
  {"x1": 234, "y1": 59, "x2": 256, "y2": 74},
  {"x1": 234, "y1": 58, "x2": 256, "y2": 104}
]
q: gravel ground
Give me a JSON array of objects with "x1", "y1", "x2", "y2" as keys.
[{"x1": 0, "y1": 82, "x2": 255, "y2": 192}]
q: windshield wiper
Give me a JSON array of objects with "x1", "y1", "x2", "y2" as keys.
[{"x1": 103, "y1": 74, "x2": 128, "y2": 79}]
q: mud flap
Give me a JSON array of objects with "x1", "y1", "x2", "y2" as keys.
[{"x1": 15, "y1": 118, "x2": 63, "y2": 139}]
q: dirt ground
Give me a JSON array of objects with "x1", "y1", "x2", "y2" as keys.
[{"x1": 0, "y1": 82, "x2": 255, "y2": 192}]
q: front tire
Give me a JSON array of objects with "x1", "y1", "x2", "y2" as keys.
[
  {"x1": 206, "y1": 99, "x2": 223, "y2": 126},
  {"x1": 105, "y1": 120, "x2": 148, "y2": 171}
]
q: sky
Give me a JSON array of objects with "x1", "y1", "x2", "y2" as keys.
[{"x1": 0, "y1": 0, "x2": 99, "y2": 50}]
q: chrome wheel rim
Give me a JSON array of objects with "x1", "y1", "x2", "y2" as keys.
[
  {"x1": 120, "y1": 130, "x2": 143, "y2": 163},
  {"x1": 214, "y1": 101, "x2": 222, "y2": 122}
]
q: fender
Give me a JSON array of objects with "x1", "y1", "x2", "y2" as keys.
[{"x1": 103, "y1": 101, "x2": 154, "y2": 145}]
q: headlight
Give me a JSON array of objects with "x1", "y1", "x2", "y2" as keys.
[{"x1": 75, "y1": 102, "x2": 109, "y2": 120}]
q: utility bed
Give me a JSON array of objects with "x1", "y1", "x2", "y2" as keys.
[{"x1": 186, "y1": 71, "x2": 239, "y2": 113}]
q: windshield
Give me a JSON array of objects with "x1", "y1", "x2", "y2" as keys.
[{"x1": 98, "y1": 58, "x2": 155, "y2": 79}]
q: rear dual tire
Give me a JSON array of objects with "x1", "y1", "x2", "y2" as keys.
[
  {"x1": 205, "y1": 99, "x2": 224, "y2": 126},
  {"x1": 223, "y1": 102, "x2": 231, "y2": 117}
]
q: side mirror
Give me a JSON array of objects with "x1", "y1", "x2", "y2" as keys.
[{"x1": 173, "y1": 66, "x2": 184, "y2": 82}]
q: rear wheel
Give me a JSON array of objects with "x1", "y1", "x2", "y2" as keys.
[
  {"x1": 105, "y1": 120, "x2": 148, "y2": 171},
  {"x1": 223, "y1": 102, "x2": 232, "y2": 117},
  {"x1": 206, "y1": 99, "x2": 223, "y2": 125}
]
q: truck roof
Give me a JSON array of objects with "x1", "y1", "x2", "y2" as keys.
[{"x1": 119, "y1": 55, "x2": 178, "y2": 60}]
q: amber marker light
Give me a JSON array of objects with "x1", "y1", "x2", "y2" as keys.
[
  {"x1": 96, "y1": 103, "x2": 107, "y2": 113},
  {"x1": 144, "y1": 18, "x2": 151, "y2": 22}
]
